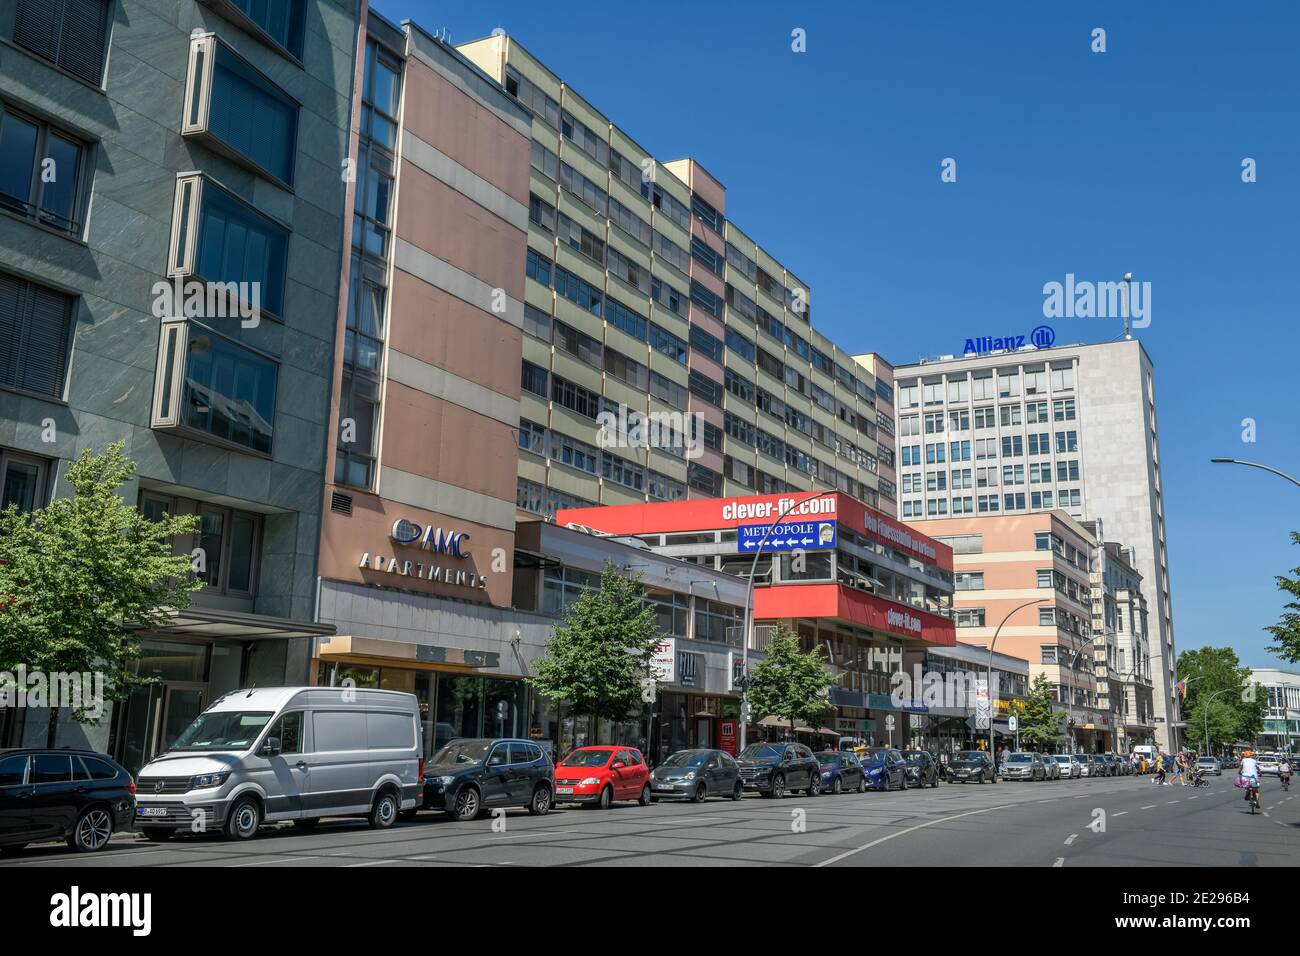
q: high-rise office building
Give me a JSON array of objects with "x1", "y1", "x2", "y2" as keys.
[
  {"x1": 890, "y1": 339, "x2": 1178, "y2": 748},
  {"x1": 455, "y1": 34, "x2": 895, "y2": 521}
]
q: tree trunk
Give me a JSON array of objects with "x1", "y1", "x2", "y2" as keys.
[
  {"x1": 790, "y1": 717, "x2": 797, "y2": 741},
  {"x1": 46, "y1": 704, "x2": 60, "y2": 748}
]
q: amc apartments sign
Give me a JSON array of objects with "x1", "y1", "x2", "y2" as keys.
[{"x1": 357, "y1": 518, "x2": 488, "y2": 591}]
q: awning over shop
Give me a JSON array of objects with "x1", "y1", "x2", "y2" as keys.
[
  {"x1": 756, "y1": 716, "x2": 837, "y2": 736},
  {"x1": 317, "y1": 634, "x2": 499, "y2": 671},
  {"x1": 132, "y1": 607, "x2": 336, "y2": 641}
]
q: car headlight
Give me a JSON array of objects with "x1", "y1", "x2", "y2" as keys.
[
  {"x1": 437, "y1": 775, "x2": 455, "y2": 786},
  {"x1": 868, "y1": 767, "x2": 882, "y2": 775},
  {"x1": 821, "y1": 771, "x2": 832, "y2": 779},
  {"x1": 684, "y1": 771, "x2": 696, "y2": 780},
  {"x1": 580, "y1": 777, "x2": 600, "y2": 786},
  {"x1": 191, "y1": 771, "x2": 230, "y2": 789}
]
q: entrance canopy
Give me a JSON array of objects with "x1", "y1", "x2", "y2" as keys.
[{"x1": 134, "y1": 607, "x2": 336, "y2": 641}]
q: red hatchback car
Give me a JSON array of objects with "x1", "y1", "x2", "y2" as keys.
[{"x1": 553, "y1": 746, "x2": 651, "y2": 809}]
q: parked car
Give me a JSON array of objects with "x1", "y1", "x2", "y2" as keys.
[
  {"x1": 422, "y1": 737, "x2": 553, "y2": 821},
  {"x1": 737, "y1": 742, "x2": 820, "y2": 798},
  {"x1": 901, "y1": 750, "x2": 940, "y2": 788},
  {"x1": 815, "y1": 751, "x2": 865, "y2": 794},
  {"x1": 1002, "y1": 752, "x2": 1047, "y2": 781},
  {"x1": 1259, "y1": 754, "x2": 1281, "y2": 776},
  {"x1": 860, "y1": 747, "x2": 909, "y2": 791},
  {"x1": 554, "y1": 746, "x2": 651, "y2": 808},
  {"x1": 1040, "y1": 753, "x2": 1061, "y2": 780},
  {"x1": 0, "y1": 749, "x2": 135, "y2": 854},
  {"x1": 136, "y1": 687, "x2": 422, "y2": 840},
  {"x1": 649, "y1": 749, "x2": 742, "y2": 802},
  {"x1": 1053, "y1": 754, "x2": 1080, "y2": 779},
  {"x1": 1196, "y1": 755, "x2": 1222, "y2": 776},
  {"x1": 1115, "y1": 753, "x2": 1133, "y2": 775},
  {"x1": 947, "y1": 750, "x2": 998, "y2": 784}
]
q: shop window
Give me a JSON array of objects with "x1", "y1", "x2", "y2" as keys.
[{"x1": 183, "y1": 33, "x2": 299, "y2": 187}]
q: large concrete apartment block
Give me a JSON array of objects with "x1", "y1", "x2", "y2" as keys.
[{"x1": 893, "y1": 339, "x2": 1177, "y2": 748}]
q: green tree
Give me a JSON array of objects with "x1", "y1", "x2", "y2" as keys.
[
  {"x1": 745, "y1": 624, "x2": 833, "y2": 739},
  {"x1": 1175, "y1": 646, "x2": 1266, "y2": 752},
  {"x1": 1017, "y1": 674, "x2": 1062, "y2": 746},
  {"x1": 527, "y1": 563, "x2": 662, "y2": 732},
  {"x1": 0, "y1": 442, "x2": 202, "y2": 745},
  {"x1": 1266, "y1": 531, "x2": 1300, "y2": 663}
]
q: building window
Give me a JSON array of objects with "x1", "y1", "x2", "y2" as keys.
[
  {"x1": 0, "y1": 103, "x2": 89, "y2": 235},
  {"x1": 687, "y1": 462, "x2": 721, "y2": 496},
  {"x1": 168, "y1": 173, "x2": 290, "y2": 319},
  {"x1": 207, "y1": 0, "x2": 307, "y2": 61},
  {"x1": 650, "y1": 324, "x2": 688, "y2": 365},
  {"x1": 955, "y1": 608, "x2": 986, "y2": 627},
  {"x1": 0, "y1": 447, "x2": 51, "y2": 513},
  {"x1": 152, "y1": 321, "x2": 278, "y2": 455},
  {"x1": 694, "y1": 598, "x2": 741, "y2": 643},
  {"x1": 0, "y1": 269, "x2": 75, "y2": 400},
  {"x1": 648, "y1": 470, "x2": 686, "y2": 502},
  {"x1": 335, "y1": 369, "x2": 379, "y2": 488},
  {"x1": 192, "y1": 503, "x2": 260, "y2": 595},
  {"x1": 11, "y1": 0, "x2": 112, "y2": 86},
  {"x1": 954, "y1": 571, "x2": 984, "y2": 591},
  {"x1": 183, "y1": 34, "x2": 298, "y2": 187}
]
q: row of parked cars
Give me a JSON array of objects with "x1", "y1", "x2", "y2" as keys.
[{"x1": 1000, "y1": 751, "x2": 1138, "y2": 780}]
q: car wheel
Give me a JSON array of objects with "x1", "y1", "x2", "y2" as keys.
[
  {"x1": 640, "y1": 784, "x2": 652, "y2": 806},
  {"x1": 771, "y1": 774, "x2": 786, "y2": 799},
  {"x1": 832, "y1": 776, "x2": 842, "y2": 795},
  {"x1": 450, "y1": 786, "x2": 480, "y2": 821},
  {"x1": 294, "y1": 818, "x2": 321, "y2": 830},
  {"x1": 598, "y1": 786, "x2": 613, "y2": 810},
  {"x1": 69, "y1": 806, "x2": 114, "y2": 853},
  {"x1": 528, "y1": 784, "x2": 552, "y2": 816},
  {"x1": 139, "y1": 828, "x2": 174, "y2": 842},
  {"x1": 692, "y1": 782, "x2": 707, "y2": 803},
  {"x1": 979, "y1": 771, "x2": 987, "y2": 784},
  {"x1": 856, "y1": 775, "x2": 865, "y2": 793},
  {"x1": 224, "y1": 795, "x2": 261, "y2": 841},
  {"x1": 807, "y1": 774, "x2": 821, "y2": 797},
  {"x1": 369, "y1": 790, "x2": 399, "y2": 829},
  {"x1": 732, "y1": 781, "x2": 744, "y2": 801},
  {"x1": 931, "y1": 776, "x2": 939, "y2": 788}
]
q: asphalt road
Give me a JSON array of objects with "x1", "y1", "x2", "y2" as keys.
[{"x1": 3, "y1": 772, "x2": 1297, "y2": 867}]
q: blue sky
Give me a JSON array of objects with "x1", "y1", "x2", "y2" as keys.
[{"x1": 376, "y1": 0, "x2": 1300, "y2": 668}]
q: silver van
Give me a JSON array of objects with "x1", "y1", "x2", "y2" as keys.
[{"x1": 135, "y1": 686, "x2": 422, "y2": 841}]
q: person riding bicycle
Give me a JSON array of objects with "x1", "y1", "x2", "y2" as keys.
[
  {"x1": 1280, "y1": 757, "x2": 1292, "y2": 790},
  {"x1": 1240, "y1": 750, "x2": 1261, "y2": 806}
]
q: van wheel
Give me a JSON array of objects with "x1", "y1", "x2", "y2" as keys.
[
  {"x1": 69, "y1": 807, "x2": 113, "y2": 852},
  {"x1": 139, "y1": 828, "x2": 174, "y2": 842},
  {"x1": 293, "y1": 818, "x2": 320, "y2": 830},
  {"x1": 224, "y1": 796, "x2": 261, "y2": 840},
  {"x1": 369, "y1": 791, "x2": 399, "y2": 829},
  {"x1": 528, "y1": 784, "x2": 552, "y2": 816},
  {"x1": 449, "y1": 786, "x2": 480, "y2": 821}
]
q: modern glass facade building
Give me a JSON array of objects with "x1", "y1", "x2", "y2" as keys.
[{"x1": 456, "y1": 35, "x2": 897, "y2": 522}]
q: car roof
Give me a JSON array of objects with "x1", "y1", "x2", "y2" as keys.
[{"x1": 0, "y1": 747, "x2": 112, "y2": 757}]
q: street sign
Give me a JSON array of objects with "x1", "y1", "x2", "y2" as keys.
[
  {"x1": 736, "y1": 520, "x2": 837, "y2": 553},
  {"x1": 1008, "y1": 715, "x2": 1019, "y2": 732},
  {"x1": 974, "y1": 679, "x2": 990, "y2": 729},
  {"x1": 884, "y1": 715, "x2": 895, "y2": 732}
]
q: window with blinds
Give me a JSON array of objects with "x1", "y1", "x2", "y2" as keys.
[
  {"x1": 0, "y1": 270, "x2": 75, "y2": 399},
  {"x1": 12, "y1": 0, "x2": 111, "y2": 87}
]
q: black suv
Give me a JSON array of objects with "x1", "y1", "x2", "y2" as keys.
[
  {"x1": 901, "y1": 750, "x2": 940, "y2": 788},
  {"x1": 736, "y1": 742, "x2": 821, "y2": 798},
  {"x1": 947, "y1": 750, "x2": 998, "y2": 784},
  {"x1": 420, "y1": 738, "x2": 554, "y2": 821},
  {"x1": 0, "y1": 749, "x2": 136, "y2": 854}
]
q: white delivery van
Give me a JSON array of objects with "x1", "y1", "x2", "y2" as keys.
[{"x1": 135, "y1": 686, "x2": 423, "y2": 841}]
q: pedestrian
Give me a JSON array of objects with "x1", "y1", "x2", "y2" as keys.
[{"x1": 1177, "y1": 751, "x2": 1188, "y2": 786}]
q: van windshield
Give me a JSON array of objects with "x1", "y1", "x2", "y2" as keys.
[{"x1": 168, "y1": 711, "x2": 272, "y2": 752}]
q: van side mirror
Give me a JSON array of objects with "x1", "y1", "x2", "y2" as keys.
[{"x1": 261, "y1": 736, "x2": 282, "y2": 757}]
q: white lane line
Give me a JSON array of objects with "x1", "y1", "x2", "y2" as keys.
[
  {"x1": 344, "y1": 859, "x2": 396, "y2": 867},
  {"x1": 1166, "y1": 800, "x2": 1180, "y2": 804},
  {"x1": 1113, "y1": 811, "x2": 1128, "y2": 816},
  {"x1": 1053, "y1": 857, "x2": 1065, "y2": 867},
  {"x1": 814, "y1": 802, "x2": 1016, "y2": 867},
  {"x1": 1063, "y1": 833, "x2": 1078, "y2": 845},
  {"x1": 1188, "y1": 796, "x2": 1199, "y2": 800},
  {"x1": 229, "y1": 856, "x2": 320, "y2": 867},
  {"x1": 1140, "y1": 805, "x2": 1157, "y2": 810}
]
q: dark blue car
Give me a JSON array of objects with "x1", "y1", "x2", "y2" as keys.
[
  {"x1": 859, "y1": 747, "x2": 907, "y2": 791},
  {"x1": 815, "y1": 751, "x2": 864, "y2": 793}
]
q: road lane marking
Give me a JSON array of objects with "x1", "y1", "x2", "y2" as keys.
[
  {"x1": 1166, "y1": 800, "x2": 1180, "y2": 804},
  {"x1": 1140, "y1": 805, "x2": 1156, "y2": 810},
  {"x1": 344, "y1": 859, "x2": 395, "y2": 867},
  {"x1": 1064, "y1": 834, "x2": 1078, "y2": 845},
  {"x1": 229, "y1": 857, "x2": 320, "y2": 867},
  {"x1": 813, "y1": 802, "x2": 1016, "y2": 867},
  {"x1": 1113, "y1": 811, "x2": 1128, "y2": 816},
  {"x1": 1053, "y1": 857, "x2": 1064, "y2": 867}
]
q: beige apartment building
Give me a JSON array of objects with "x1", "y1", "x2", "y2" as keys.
[
  {"x1": 456, "y1": 34, "x2": 895, "y2": 520},
  {"x1": 916, "y1": 510, "x2": 1117, "y2": 752}
]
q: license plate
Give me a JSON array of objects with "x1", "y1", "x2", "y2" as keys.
[
  {"x1": 138, "y1": 807, "x2": 168, "y2": 817},
  {"x1": 653, "y1": 783, "x2": 670, "y2": 790},
  {"x1": 556, "y1": 787, "x2": 574, "y2": 794}
]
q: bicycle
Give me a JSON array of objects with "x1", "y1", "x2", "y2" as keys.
[{"x1": 1248, "y1": 781, "x2": 1261, "y2": 814}]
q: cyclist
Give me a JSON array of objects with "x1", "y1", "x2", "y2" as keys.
[
  {"x1": 1240, "y1": 750, "x2": 1261, "y2": 811},
  {"x1": 1280, "y1": 756, "x2": 1292, "y2": 792}
]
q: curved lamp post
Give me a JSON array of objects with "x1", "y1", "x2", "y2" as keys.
[
  {"x1": 738, "y1": 490, "x2": 839, "y2": 750},
  {"x1": 984, "y1": 599, "x2": 1046, "y2": 756},
  {"x1": 1210, "y1": 458, "x2": 1300, "y2": 488}
]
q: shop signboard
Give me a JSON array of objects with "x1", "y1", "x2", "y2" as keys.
[
  {"x1": 719, "y1": 720, "x2": 737, "y2": 755},
  {"x1": 650, "y1": 639, "x2": 675, "y2": 682},
  {"x1": 736, "y1": 520, "x2": 837, "y2": 553}
]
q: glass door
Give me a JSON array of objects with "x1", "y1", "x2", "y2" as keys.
[{"x1": 159, "y1": 683, "x2": 206, "y2": 754}]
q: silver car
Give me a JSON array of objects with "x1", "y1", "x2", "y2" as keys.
[
  {"x1": 1001, "y1": 752, "x2": 1047, "y2": 781},
  {"x1": 1075, "y1": 754, "x2": 1094, "y2": 777},
  {"x1": 1054, "y1": 754, "x2": 1081, "y2": 778},
  {"x1": 1196, "y1": 756, "x2": 1222, "y2": 776},
  {"x1": 1041, "y1": 753, "x2": 1061, "y2": 780}
]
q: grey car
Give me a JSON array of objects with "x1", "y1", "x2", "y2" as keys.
[
  {"x1": 1054, "y1": 754, "x2": 1081, "y2": 778},
  {"x1": 1196, "y1": 756, "x2": 1222, "y2": 776},
  {"x1": 1040, "y1": 753, "x2": 1061, "y2": 780},
  {"x1": 649, "y1": 749, "x2": 743, "y2": 802},
  {"x1": 1001, "y1": 752, "x2": 1047, "y2": 781}
]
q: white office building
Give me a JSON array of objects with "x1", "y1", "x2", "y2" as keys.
[{"x1": 888, "y1": 339, "x2": 1178, "y2": 748}]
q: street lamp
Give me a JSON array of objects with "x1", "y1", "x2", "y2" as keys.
[
  {"x1": 1198, "y1": 687, "x2": 1232, "y2": 757},
  {"x1": 984, "y1": 599, "x2": 1046, "y2": 757},
  {"x1": 738, "y1": 489, "x2": 838, "y2": 750},
  {"x1": 1210, "y1": 458, "x2": 1300, "y2": 488}
]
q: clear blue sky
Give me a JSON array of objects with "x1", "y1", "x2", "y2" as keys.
[{"x1": 376, "y1": 0, "x2": 1300, "y2": 669}]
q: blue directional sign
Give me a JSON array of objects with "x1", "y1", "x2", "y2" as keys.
[{"x1": 736, "y1": 520, "x2": 837, "y2": 553}]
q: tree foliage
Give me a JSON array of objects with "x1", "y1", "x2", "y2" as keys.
[
  {"x1": 745, "y1": 624, "x2": 833, "y2": 738},
  {"x1": 1017, "y1": 673, "x2": 1062, "y2": 745},
  {"x1": 1175, "y1": 646, "x2": 1266, "y2": 751},
  {"x1": 527, "y1": 562, "x2": 662, "y2": 726},
  {"x1": 1266, "y1": 531, "x2": 1300, "y2": 663},
  {"x1": 0, "y1": 442, "x2": 202, "y2": 742}
]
